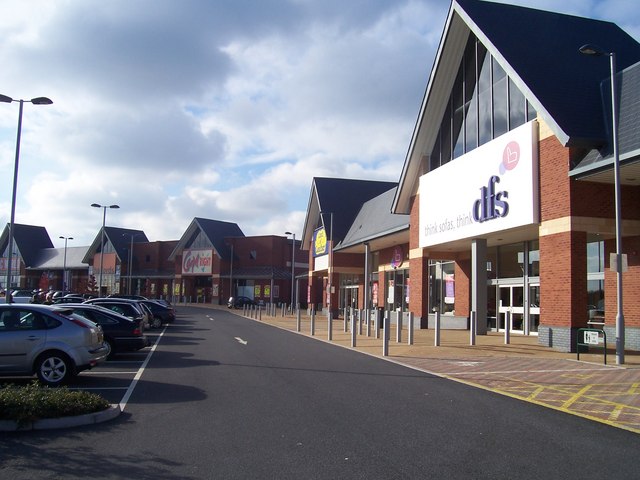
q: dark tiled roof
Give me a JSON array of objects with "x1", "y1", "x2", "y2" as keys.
[
  {"x1": 83, "y1": 228, "x2": 148, "y2": 263},
  {"x1": 336, "y1": 187, "x2": 409, "y2": 250},
  {"x1": 571, "y1": 60, "x2": 640, "y2": 175},
  {"x1": 456, "y1": 0, "x2": 640, "y2": 146},
  {"x1": 194, "y1": 218, "x2": 244, "y2": 260},
  {"x1": 313, "y1": 177, "x2": 398, "y2": 244},
  {"x1": 169, "y1": 217, "x2": 245, "y2": 261},
  {"x1": 227, "y1": 266, "x2": 292, "y2": 280},
  {"x1": 30, "y1": 246, "x2": 89, "y2": 270},
  {"x1": 2, "y1": 224, "x2": 54, "y2": 267}
]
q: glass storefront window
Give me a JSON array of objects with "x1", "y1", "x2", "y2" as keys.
[
  {"x1": 498, "y1": 244, "x2": 524, "y2": 278},
  {"x1": 587, "y1": 240, "x2": 605, "y2": 322},
  {"x1": 429, "y1": 261, "x2": 455, "y2": 315},
  {"x1": 528, "y1": 240, "x2": 539, "y2": 276},
  {"x1": 429, "y1": 33, "x2": 536, "y2": 169}
]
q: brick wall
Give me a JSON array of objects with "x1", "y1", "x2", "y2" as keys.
[{"x1": 605, "y1": 235, "x2": 640, "y2": 328}]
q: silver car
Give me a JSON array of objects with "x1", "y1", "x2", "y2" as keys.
[{"x1": 0, "y1": 304, "x2": 108, "y2": 386}]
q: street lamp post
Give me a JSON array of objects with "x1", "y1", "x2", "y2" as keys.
[
  {"x1": 59, "y1": 236, "x2": 74, "y2": 291},
  {"x1": 122, "y1": 233, "x2": 142, "y2": 295},
  {"x1": 285, "y1": 232, "x2": 296, "y2": 311},
  {"x1": 579, "y1": 44, "x2": 625, "y2": 364},
  {"x1": 91, "y1": 203, "x2": 120, "y2": 297},
  {"x1": 0, "y1": 94, "x2": 52, "y2": 303}
]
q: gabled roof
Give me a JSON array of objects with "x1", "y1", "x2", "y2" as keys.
[
  {"x1": 82, "y1": 228, "x2": 148, "y2": 264},
  {"x1": 335, "y1": 187, "x2": 409, "y2": 252},
  {"x1": 393, "y1": 0, "x2": 640, "y2": 213},
  {"x1": 168, "y1": 217, "x2": 244, "y2": 261},
  {"x1": 0, "y1": 224, "x2": 54, "y2": 267},
  {"x1": 301, "y1": 177, "x2": 398, "y2": 249}
]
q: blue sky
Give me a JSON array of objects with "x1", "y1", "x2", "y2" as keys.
[{"x1": 1, "y1": 0, "x2": 639, "y2": 248}]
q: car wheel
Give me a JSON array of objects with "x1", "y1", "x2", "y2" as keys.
[
  {"x1": 104, "y1": 339, "x2": 116, "y2": 359},
  {"x1": 151, "y1": 316, "x2": 162, "y2": 329},
  {"x1": 36, "y1": 352, "x2": 72, "y2": 386}
]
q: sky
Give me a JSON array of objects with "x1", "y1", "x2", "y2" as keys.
[{"x1": 1, "y1": 0, "x2": 640, "y2": 249}]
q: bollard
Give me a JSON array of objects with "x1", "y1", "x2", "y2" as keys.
[
  {"x1": 382, "y1": 313, "x2": 390, "y2": 356},
  {"x1": 396, "y1": 311, "x2": 402, "y2": 343},
  {"x1": 408, "y1": 312, "x2": 414, "y2": 345},
  {"x1": 359, "y1": 309, "x2": 364, "y2": 335},
  {"x1": 328, "y1": 311, "x2": 333, "y2": 341},
  {"x1": 344, "y1": 307, "x2": 349, "y2": 333},
  {"x1": 296, "y1": 306, "x2": 301, "y2": 332},
  {"x1": 505, "y1": 311, "x2": 511, "y2": 344},
  {"x1": 375, "y1": 309, "x2": 381, "y2": 339},
  {"x1": 366, "y1": 309, "x2": 371, "y2": 337},
  {"x1": 470, "y1": 311, "x2": 476, "y2": 346},
  {"x1": 351, "y1": 311, "x2": 356, "y2": 347},
  {"x1": 434, "y1": 311, "x2": 441, "y2": 346},
  {"x1": 310, "y1": 307, "x2": 315, "y2": 336},
  {"x1": 259, "y1": 306, "x2": 262, "y2": 321}
]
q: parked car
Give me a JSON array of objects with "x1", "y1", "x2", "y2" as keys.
[
  {"x1": 108, "y1": 294, "x2": 148, "y2": 300},
  {"x1": 139, "y1": 299, "x2": 175, "y2": 328},
  {"x1": 10, "y1": 289, "x2": 34, "y2": 304},
  {"x1": 52, "y1": 294, "x2": 87, "y2": 304},
  {"x1": 228, "y1": 296, "x2": 255, "y2": 309},
  {"x1": 84, "y1": 298, "x2": 149, "y2": 328},
  {"x1": 0, "y1": 304, "x2": 108, "y2": 386},
  {"x1": 54, "y1": 304, "x2": 148, "y2": 358}
]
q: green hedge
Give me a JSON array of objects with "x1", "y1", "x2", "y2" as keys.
[{"x1": 0, "y1": 382, "x2": 110, "y2": 424}]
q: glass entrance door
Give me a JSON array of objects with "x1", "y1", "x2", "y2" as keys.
[{"x1": 498, "y1": 285, "x2": 525, "y2": 333}]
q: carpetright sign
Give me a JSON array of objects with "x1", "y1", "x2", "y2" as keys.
[{"x1": 182, "y1": 249, "x2": 213, "y2": 275}]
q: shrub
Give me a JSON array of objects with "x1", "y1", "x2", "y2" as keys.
[{"x1": 0, "y1": 382, "x2": 110, "y2": 425}]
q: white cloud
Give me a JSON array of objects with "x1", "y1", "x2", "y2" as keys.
[{"x1": 0, "y1": 0, "x2": 637, "y2": 250}]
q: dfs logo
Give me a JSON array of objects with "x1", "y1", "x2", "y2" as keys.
[{"x1": 472, "y1": 141, "x2": 520, "y2": 223}]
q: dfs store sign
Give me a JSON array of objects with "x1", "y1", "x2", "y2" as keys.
[{"x1": 419, "y1": 121, "x2": 539, "y2": 248}]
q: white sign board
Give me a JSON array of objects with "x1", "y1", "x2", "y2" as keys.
[
  {"x1": 584, "y1": 331, "x2": 600, "y2": 345},
  {"x1": 419, "y1": 121, "x2": 539, "y2": 248},
  {"x1": 182, "y1": 249, "x2": 213, "y2": 275}
]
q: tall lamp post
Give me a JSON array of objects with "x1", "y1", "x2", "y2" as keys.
[
  {"x1": 59, "y1": 236, "x2": 74, "y2": 291},
  {"x1": 319, "y1": 211, "x2": 333, "y2": 316},
  {"x1": 579, "y1": 44, "x2": 625, "y2": 364},
  {"x1": 91, "y1": 203, "x2": 120, "y2": 296},
  {"x1": 122, "y1": 233, "x2": 142, "y2": 295},
  {"x1": 285, "y1": 231, "x2": 296, "y2": 311},
  {"x1": 0, "y1": 94, "x2": 52, "y2": 303}
]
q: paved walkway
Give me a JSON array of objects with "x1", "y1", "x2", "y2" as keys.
[{"x1": 226, "y1": 306, "x2": 640, "y2": 434}]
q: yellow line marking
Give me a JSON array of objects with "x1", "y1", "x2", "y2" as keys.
[
  {"x1": 609, "y1": 405, "x2": 624, "y2": 421},
  {"x1": 526, "y1": 386, "x2": 545, "y2": 401},
  {"x1": 628, "y1": 383, "x2": 640, "y2": 395}
]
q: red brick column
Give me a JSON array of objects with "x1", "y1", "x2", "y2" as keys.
[
  {"x1": 539, "y1": 230, "x2": 588, "y2": 330},
  {"x1": 409, "y1": 255, "x2": 430, "y2": 327}
]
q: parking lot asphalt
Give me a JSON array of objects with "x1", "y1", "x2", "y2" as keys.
[{"x1": 219, "y1": 305, "x2": 640, "y2": 434}]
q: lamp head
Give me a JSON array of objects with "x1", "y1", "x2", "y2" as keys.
[
  {"x1": 579, "y1": 44, "x2": 608, "y2": 57},
  {"x1": 31, "y1": 97, "x2": 53, "y2": 105}
]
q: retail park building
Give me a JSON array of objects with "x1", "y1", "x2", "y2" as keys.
[{"x1": 1, "y1": 0, "x2": 640, "y2": 352}]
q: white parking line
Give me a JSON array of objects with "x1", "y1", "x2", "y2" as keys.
[
  {"x1": 83, "y1": 371, "x2": 140, "y2": 375},
  {"x1": 119, "y1": 325, "x2": 167, "y2": 412}
]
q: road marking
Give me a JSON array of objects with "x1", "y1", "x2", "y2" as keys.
[
  {"x1": 235, "y1": 337, "x2": 248, "y2": 345},
  {"x1": 119, "y1": 325, "x2": 167, "y2": 412},
  {"x1": 562, "y1": 385, "x2": 593, "y2": 409}
]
